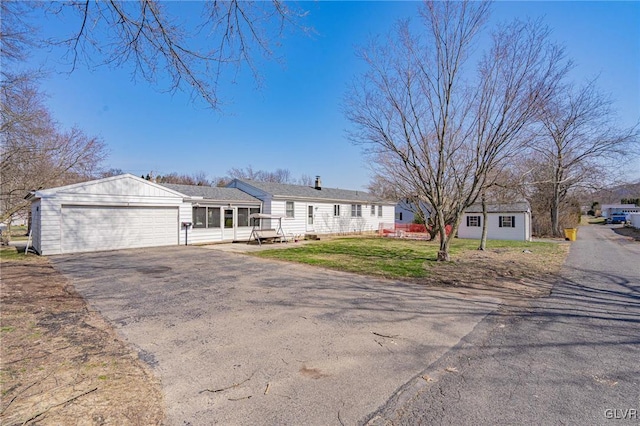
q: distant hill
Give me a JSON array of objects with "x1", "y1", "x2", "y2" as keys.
[{"x1": 588, "y1": 180, "x2": 640, "y2": 205}]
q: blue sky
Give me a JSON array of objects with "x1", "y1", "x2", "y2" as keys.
[{"x1": 24, "y1": 1, "x2": 640, "y2": 189}]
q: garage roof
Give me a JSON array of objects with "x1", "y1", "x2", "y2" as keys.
[{"x1": 159, "y1": 183, "x2": 261, "y2": 203}]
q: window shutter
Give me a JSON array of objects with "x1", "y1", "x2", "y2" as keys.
[
  {"x1": 512, "y1": 216, "x2": 516, "y2": 227},
  {"x1": 466, "y1": 216, "x2": 470, "y2": 226},
  {"x1": 499, "y1": 216, "x2": 502, "y2": 227}
]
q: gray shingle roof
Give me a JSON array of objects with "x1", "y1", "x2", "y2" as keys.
[
  {"x1": 234, "y1": 179, "x2": 390, "y2": 203},
  {"x1": 465, "y1": 201, "x2": 530, "y2": 213},
  {"x1": 159, "y1": 183, "x2": 261, "y2": 203}
]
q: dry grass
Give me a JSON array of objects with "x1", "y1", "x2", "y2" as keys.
[{"x1": 0, "y1": 248, "x2": 164, "y2": 425}]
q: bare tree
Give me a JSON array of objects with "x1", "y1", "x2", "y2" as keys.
[
  {"x1": 346, "y1": 1, "x2": 568, "y2": 260},
  {"x1": 529, "y1": 80, "x2": 639, "y2": 236},
  {"x1": 154, "y1": 170, "x2": 212, "y2": 186},
  {"x1": 1, "y1": 1, "x2": 36, "y2": 63},
  {"x1": 33, "y1": 1, "x2": 308, "y2": 109},
  {"x1": 1, "y1": 77, "x2": 106, "y2": 228},
  {"x1": 226, "y1": 166, "x2": 311, "y2": 185}
]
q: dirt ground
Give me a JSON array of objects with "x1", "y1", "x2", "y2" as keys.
[
  {"x1": 421, "y1": 243, "x2": 570, "y2": 299},
  {"x1": 0, "y1": 253, "x2": 164, "y2": 425}
]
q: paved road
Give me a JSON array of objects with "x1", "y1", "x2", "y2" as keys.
[
  {"x1": 368, "y1": 224, "x2": 640, "y2": 425},
  {"x1": 51, "y1": 246, "x2": 500, "y2": 425}
]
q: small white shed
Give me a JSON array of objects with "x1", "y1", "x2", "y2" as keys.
[
  {"x1": 458, "y1": 202, "x2": 532, "y2": 242},
  {"x1": 28, "y1": 174, "x2": 185, "y2": 255}
]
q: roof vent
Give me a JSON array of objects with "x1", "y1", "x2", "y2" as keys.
[{"x1": 314, "y1": 176, "x2": 322, "y2": 190}]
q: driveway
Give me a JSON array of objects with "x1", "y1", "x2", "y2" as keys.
[{"x1": 51, "y1": 246, "x2": 500, "y2": 425}]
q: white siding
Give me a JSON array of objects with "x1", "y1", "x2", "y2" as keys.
[
  {"x1": 271, "y1": 200, "x2": 395, "y2": 237},
  {"x1": 181, "y1": 203, "x2": 261, "y2": 244},
  {"x1": 60, "y1": 205, "x2": 178, "y2": 254},
  {"x1": 629, "y1": 213, "x2": 640, "y2": 229},
  {"x1": 30, "y1": 200, "x2": 41, "y2": 254},
  {"x1": 39, "y1": 198, "x2": 63, "y2": 255},
  {"x1": 458, "y1": 212, "x2": 530, "y2": 241}
]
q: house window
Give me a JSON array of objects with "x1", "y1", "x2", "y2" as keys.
[
  {"x1": 308, "y1": 205, "x2": 314, "y2": 225},
  {"x1": 499, "y1": 215, "x2": 515, "y2": 228},
  {"x1": 467, "y1": 215, "x2": 481, "y2": 227},
  {"x1": 193, "y1": 207, "x2": 207, "y2": 228},
  {"x1": 207, "y1": 207, "x2": 221, "y2": 228},
  {"x1": 286, "y1": 201, "x2": 295, "y2": 218},
  {"x1": 378, "y1": 205, "x2": 383, "y2": 217},
  {"x1": 351, "y1": 204, "x2": 362, "y2": 217},
  {"x1": 371, "y1": 205, "x2": 376, "y2": 216},
  {"x1": 250, "y1": 207, "x2": 260, "y2": 226},
  {"x1": 396, "y1": 212, "x2": 403, "y2": 221},
  {"x1": 194, "y1": 206, "x2": 221, "y2": 228},
  {"x1": 237, "y1": 208, "x2": 249, "y2": 227},
  {"x1": 334, "y1": 205, "x2": 340, "y2": 216}
]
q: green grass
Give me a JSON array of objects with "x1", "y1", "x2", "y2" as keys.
[
  {"x1": 254, "y1": 237, "x2": 559, "y2": 280},
  {"x1": 0, "y1": 246, "x2": 41, "y2": 261},
  {"x1": 587, "y1": 217, "x2": 606, "y2": 224},
  {"x1": 0, "y1": 246, "x2": 23, "y2": 260}
]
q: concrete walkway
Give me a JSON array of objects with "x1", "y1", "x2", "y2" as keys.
[{"x1": 51, "y1": 246, "x2": 501, "y2": 425}]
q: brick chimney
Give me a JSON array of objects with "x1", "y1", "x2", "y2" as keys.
[{"x1": 314, "y1": 176, "x2": 322, "y2": 190}]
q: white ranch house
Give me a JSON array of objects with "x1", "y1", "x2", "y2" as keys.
[
  {"x1": 457, "y1": 202, "x2": 532, "y2": 242},
  {"x1": 27, "y1": 174, "x2": 395, "y2": 255},
  {"x1": 227, "y1": 177, "x2": 395, "y2": 238}
]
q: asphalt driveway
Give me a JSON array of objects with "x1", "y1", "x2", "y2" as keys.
[{"x1": 51, "y1": 245, "x2": 500, "y2": 425}]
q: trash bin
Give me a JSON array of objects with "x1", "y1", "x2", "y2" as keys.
[{"x1": 563, "y1": 228, "x2": 578, "y2": 241}]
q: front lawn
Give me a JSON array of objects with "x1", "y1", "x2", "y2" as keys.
[{"x1": 254, "y1": 236, "x2": 566, "y2": 286}]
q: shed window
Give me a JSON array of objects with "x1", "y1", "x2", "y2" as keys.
[
  {"x1": 351, "y1": 204, "x2": 362, "y2": 217},
  {"x1": 286, "y1": 201, "x2": 295, "y2": 218},
  {"x1": 499, "y1": 216, "x2": 515, "y2": 228},
  {"x1": 334, "y1": 205, "x2": 340, "y2": 216},
  {"x1": 378, "y1": 206, "x2": 383, "y2": 217},
  {"x1": 467, "y1": 215, "x2": 481, "y2": 227},
  {"x1": 371, "y1": 205, "x2": 376, "y2": 216}
]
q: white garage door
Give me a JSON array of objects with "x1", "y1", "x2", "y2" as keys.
[{"x1": 61, "y1": 205, "x2": 178, "y2": 254}]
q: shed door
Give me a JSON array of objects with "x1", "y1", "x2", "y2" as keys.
[{"x1": 61, "y1": 205, "x2": 178, "y2": 254}]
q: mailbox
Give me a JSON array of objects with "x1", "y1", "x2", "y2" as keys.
[{"x1": 181, "y1": 222, "x2": 192, "y2": 245}]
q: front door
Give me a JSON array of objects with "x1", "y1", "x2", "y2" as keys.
[
  {"x1": 223, "y1": 208, "x2": 235, "y2": 240},
  {"x1": 307, "y1": 205, "x2": 314, "y2": 231}
]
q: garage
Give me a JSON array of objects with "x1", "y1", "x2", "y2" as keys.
[
  {"x1": 61, "y1": 205, "x2": 178, "y2": 254},
  {"x1": 27, "y1": 174, "x2": 186, "y2": 255}
]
